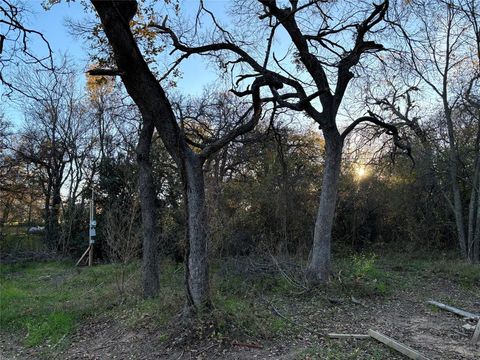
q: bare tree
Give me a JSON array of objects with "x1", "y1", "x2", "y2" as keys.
[
  {"x1": 13, "y1": 64, "x2": 91, "y2": 251},
  {"x1": 90, "y1": 0, "x2": 269, "y2": 312},
  {"x1": 0, "y1": 0, "x2": 54, "y2": 96},
  {"x1": 154, "y1": 0, "x2": 411, "y2": 283},
  {"x1": 387, "y1": 0, "x2": 479, "y2": 261}
]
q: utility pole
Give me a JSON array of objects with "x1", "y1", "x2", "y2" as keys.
[
  {"x1": 88, "y1": 189, "x2": 96, "y2": 266},
  {"x1": 76, "y1": 189, "x2": 96, "y2": 266}
]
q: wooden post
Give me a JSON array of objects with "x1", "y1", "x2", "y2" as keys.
[
  {"x1": 76, "y1": 245, "x2": 90, "y2": 266},
  {"x1": 88, "y1": 245, "x2": 93, "y2": 266}
]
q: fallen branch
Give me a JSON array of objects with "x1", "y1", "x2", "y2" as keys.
[
  {"x1": 368, "y1": 330, "x2": 430, "y2": 360},
  {"x1": 426, "y1": 300, "x2": 479, "y2": 319},
  {"x1": 328, "y1": 333, "x2": 369, "y2": 339},
  {"x1": 269, "y1": 253, "x2": 308, "y2": 291}
]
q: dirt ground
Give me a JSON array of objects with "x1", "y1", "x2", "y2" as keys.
[
  {"x1": 1, "y1": 263, "x2": 479, "y2": 359},
  {"x1": 60, "y1": 286, "x2": 479, "y2": 359}
]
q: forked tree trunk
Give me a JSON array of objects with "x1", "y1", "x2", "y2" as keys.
[
  {"x1": 306, "y1": 129, "x2": 343, "y2": 283},
  {"x1": 137, "y1": 118, "x2": 160, "y2": 298},
  {"x1": 183, "y1": 154, "x2": 210, "y2": 310}
]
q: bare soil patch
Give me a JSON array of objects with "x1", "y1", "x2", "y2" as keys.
[{"x1": 56, "y1": 277, "x2": 478, "y2": 359}]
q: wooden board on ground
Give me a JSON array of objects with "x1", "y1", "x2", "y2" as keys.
[
  {"x1": 327, "y1": 333, "x2": 369, "y2": 339},
  {"x1": 368, "y1": 329, "x2": 430, "y2": 360},
  {"x1": 472, "y1": 319, "x2": 480, "y2": 344},
  {"x1": 426, "y1": 300, "x2": 479, "y2": 319}
]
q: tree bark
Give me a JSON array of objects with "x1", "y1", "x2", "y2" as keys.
[
  {"x1": 306, "y1": 128, "x2": 343, "y2": 283},
  {"x1": 45, "y1": 183, "x2": 61, "y2": 250},
  {"x1": 1, "y1": 200, "x2": 12, "y2": 229},
  {"x1": 137, "y1": 117, "x2": 160, "y2": 298},
  {"x1": 467, "y1": 154, "x2": 480, "y2": 261},
  {"x1": 444, "y1": 108, "x2": 468, "y2": 258},
  {"x1": 183, "y1": 154, "x2": 210, "y2": 309},
  {"x1": 473, "y1": 187, "x2": 480, "y2": 263},
  {"x1": 274, "y1": 129, "x2": 290, "y2": 253}
]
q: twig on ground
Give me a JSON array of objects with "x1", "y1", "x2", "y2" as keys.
[{"x1": 269, "y1": 253, "x2": 308, "y2": 291}]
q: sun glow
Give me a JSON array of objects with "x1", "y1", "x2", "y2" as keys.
[{"x1": 354, "y1": 164, "x2": 368, "y2": 180}]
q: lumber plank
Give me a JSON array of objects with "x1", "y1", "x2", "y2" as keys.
[
  {"x1": 472, "y1": 319, "x2": 480, "y2": 344},
  {"x1": 427, "y1": 300, "x2": 479, "y2": 319},
  {"x1": 368, "y1": 329, "x2": 430, "y2": 360},
  {"x1": 75, "y1": 246, "x2": 90, "y2": 266},
  {"x1": 328, "y1": 333, "x2": 369, "y2": 339}
]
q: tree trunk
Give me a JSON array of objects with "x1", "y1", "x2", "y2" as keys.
[
  {"x1": 444, "y1": 109, "x2": 468, "y2": 258},
  {"x1": 91, "y1": 0, "x2": 212, "y2": 311},
  {"x1": 467, "y1": 155, "x2": 480, "y2": 261},
  {"x1": 137, "y1": 118, "x2": 160, "y2": 298},
  {"x1": 0, "y1": 200, "x2": 12, "y2": 229},
  {"x1": 183, "y1": 154, "x2": 210, "y2": 310},
  {"x1": 473, "y1": 188, "x2": 480, "y2": 263},
  {"x1": 306, "y1": 129, "x2": 343, "y2": 283},
  {"x1": 44, "y1": 184, "x2": 61, "y2": 250},
  {"x1": 275, "y1": 130, "x2": 289, "y2": 253}
]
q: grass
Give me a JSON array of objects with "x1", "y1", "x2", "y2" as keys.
[
  {"x1": 0, "y1": 260, "x2": 142, "y2": 351},
  {"x1": 25, "y1": 312, "x2": 75, "y2": 347},
  {"x1": 332, "y1": 253, "x2": 397, "y2": 298},
  {"x1": 379, "y1": 252, "x2": 480, "y2": 292},
  {"x1": 212, "y1": 293, "x2": 290, "y2": 339},
  {"x1": 110, "y1": 262, "x2": 184, "y2": 330},
  {"x1": 1, "y1": 252, "x2": 479, "y2": 358},
  {"x1": 0, "y1": 226, "x2": 45, "y2": 254},
  {"x1": 296, "y1": 340, "x2": 397, "y2": 359}
]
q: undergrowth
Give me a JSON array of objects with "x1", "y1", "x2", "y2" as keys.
[
  {"x1": 333, "y1": 253, "x2": 395, "y2": 297},
  {"x1": 1, "y1": 252, "x2": 478, "y2": 358}
]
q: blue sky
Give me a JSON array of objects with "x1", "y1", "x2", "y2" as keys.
[
  {"x1": 4, "y1": 0, "x2": 235, "y2": 124},
  {"x1": 28, "y1": 0, "x2": 86, "y2": 64},
  {"x1": 3, "y1": 0, "x2": 420, "y2": 132}
]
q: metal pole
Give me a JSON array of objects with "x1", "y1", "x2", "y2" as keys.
[{"x1": 88, "y1": 189, "x2": 95, "y2": 266}]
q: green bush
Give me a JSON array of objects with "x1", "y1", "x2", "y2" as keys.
[{"x1": 351, "y1": 254, "x2": 377, "y2": 280}]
